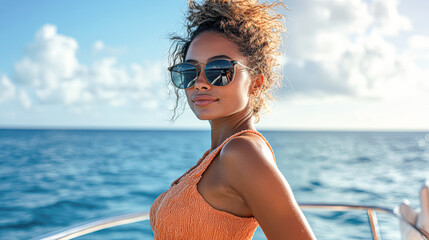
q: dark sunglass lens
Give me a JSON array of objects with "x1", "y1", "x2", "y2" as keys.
[
  {"x1": 205, "y1": 60, "x2": 234, "y2": 86},
  {"x1": 171, "y1": 63, "x2": 197, "y2": 89}
]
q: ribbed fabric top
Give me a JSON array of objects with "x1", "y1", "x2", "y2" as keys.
[{"x1": 150, "y1": 130, "x2": 275, "y2": 240}]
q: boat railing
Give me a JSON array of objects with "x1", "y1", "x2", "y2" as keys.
[
  {"x1": 32, "y1": 203, "x2": 429, "y2": 240},
  {"x1": 32, "y1": 211, "x2": 150, "y2": 240},
  {"x1": 299, "y1": 203, "x2": 428, "y2": 240}
]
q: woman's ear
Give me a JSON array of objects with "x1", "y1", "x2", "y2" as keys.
[{"x1": 250, "y1": 74, "x2": 264, "y2": 96}]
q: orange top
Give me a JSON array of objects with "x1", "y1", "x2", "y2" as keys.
[{"x1": 150, "y1": 130, "x2": 275, "y2": 240}]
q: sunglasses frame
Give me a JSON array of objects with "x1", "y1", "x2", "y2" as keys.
[{"x1": 168, "y1": 59, "x2": 255, "y2": 89}]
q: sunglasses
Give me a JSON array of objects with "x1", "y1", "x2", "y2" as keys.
[{"x1": 168, "y1": 59, "x2": 254, "y2": 89}]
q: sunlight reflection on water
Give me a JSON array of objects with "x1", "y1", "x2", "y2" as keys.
[{"x1": 1, "y1": 130, "x2": 428, "y2": 239}]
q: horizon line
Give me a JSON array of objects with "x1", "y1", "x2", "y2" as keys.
[{"x1": 0, "y1": 126, "x2": 428, "y2": 132}]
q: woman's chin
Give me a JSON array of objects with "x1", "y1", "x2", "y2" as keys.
[
  {"x1": 195, "y1": 114, "x2": 214, "y2": 120},
  {"x1": 193, "y1": 108, "x2": 248, "y2": 121},
  {"x1": 193, "y1": 111, "x2": 221, "y2": 120}
]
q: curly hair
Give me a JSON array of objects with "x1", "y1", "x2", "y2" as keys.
[{"x1": 169, "y1": 0, "x2": 287, "y2": 122}]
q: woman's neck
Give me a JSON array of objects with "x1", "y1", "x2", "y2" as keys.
[{"x1": 209, "y1": 107, "x2": 256, "y2": 150}]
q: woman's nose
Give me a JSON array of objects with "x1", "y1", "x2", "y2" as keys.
[{"x1": 194, "y1": 70, "x2": 211, "y2": 90}]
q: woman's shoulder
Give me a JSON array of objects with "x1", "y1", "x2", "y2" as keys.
[
  {"x1": 220, "y1": 132, "x2": 274, "y2": 162},
  {"x1": 218, "y1": 132, "x2": 276, "y2": 177}
]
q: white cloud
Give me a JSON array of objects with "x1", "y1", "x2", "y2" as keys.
[
  {"x1": 370, "y1": 0, "x2": 412, "y2": 36},
  {"x1": 265, "y1": 0, "x2": 429, "y2": 130},
  {"x1": 14, "y1": 24, "x2": 80, "y2": 102},
  {"x1": 5, "y1": 24, "x2": 166, "y2": 112},
  {"x1": 19, "y1": 90, "x2": 32, "y2": 109},
  {"x1": 409, "y1": 35, "x2": 429, "y2": 50},
  {"x1": 286, "y1": 0, "x2": 371, "y2": 62},
  {"x1": 1, "y1": 2, "x2": 427, "y2": 130},
  {"x1": 0, "y1": 75, "x2": 16, "y2": 103},
  {"x1": 407, "y1": 35, "x2": 429, "y2": 62},
  {"x1": 93, "y1": 40, "x2": 105, "y2": 52},
  {"x1": 91, "y1": 40, "x2": 127, "y2": 56},
  {"x1": 61, "y1": 78, "x2": 92, "y2": 106},
  {"x1": 283, "y1": 0, "x2": 428, "y2": 103}
]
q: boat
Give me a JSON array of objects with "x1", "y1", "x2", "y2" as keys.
[{"x1": 32, "y1": 183, "x2": 429, "y2": 240}]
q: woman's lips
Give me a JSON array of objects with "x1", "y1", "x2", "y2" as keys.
[
  {"x1": 194, "y1": 100, "x2": 217, "y2": 106},
  {"x1": 192, "y1": 94, "x2": 218, "y2": 106}
]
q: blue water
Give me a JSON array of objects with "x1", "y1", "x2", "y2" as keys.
[{"x1": 1, "y1": 129, "x2": 428, "y2": 240}]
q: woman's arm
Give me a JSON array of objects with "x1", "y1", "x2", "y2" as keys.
[{"x1": 220, "y1": 135, "x2": 316, "y2": 240}]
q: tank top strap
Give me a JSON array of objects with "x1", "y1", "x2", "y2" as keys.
[
  {"x1": 243, "y1": 130, "x2": 276, "y2": 161},
  {"x1": 191, "y1": 129, "x2": 275, "y2": 181}
]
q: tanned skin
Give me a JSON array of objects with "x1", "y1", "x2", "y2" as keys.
[{"x1": 185, "y1": 31, "x2": 316, "y2": 239}]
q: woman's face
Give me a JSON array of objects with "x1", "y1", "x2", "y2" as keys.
[{"x1": 184, "y1": 31, "x2": 253, "y2": 120}]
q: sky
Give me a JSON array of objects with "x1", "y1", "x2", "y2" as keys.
[{"x1": 0, "y1": 0, "x2": 428, "y2": 131}]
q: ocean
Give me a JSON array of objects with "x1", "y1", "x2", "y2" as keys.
[{"x1": 1, "y1": 129, "x2": 428, "y2": 239}]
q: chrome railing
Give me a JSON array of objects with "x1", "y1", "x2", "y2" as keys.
[
  {"x1": 299, "y1": 203, "x2": 429, "y2": 240},
  {"x1": 33, "y1": 203, "x2": 429, "y2": 240},
  {"x1": 32, "y1": 211, "x2": 150, "y2": 240}
]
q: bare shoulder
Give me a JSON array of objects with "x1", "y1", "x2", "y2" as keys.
[
  {"x1": 218, "y1": 132, "x2": 284, "y2": 198},
  {"x1": 219, "y1": 132, "x2": 316, "y2": 239},
  {"x1": 218, "y1": 132, "x2": 285, "y2": 195},
  {"x1": 219, "y1": 132, "x2": 275, "y2": 173}
]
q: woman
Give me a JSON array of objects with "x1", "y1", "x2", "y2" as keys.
[{"x1": 150, "y1": 0, "x2": 316, "y2": 239}]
